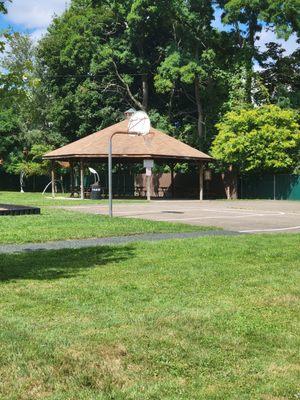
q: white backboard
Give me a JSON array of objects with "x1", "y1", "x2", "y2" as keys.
[{"x1": 128, "y1": 111, "x2": 151, "y2": 136}]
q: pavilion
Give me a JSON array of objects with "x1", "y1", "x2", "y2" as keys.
[{"x1": 44, "y1": 115, "x2": 212, "y2": 200}]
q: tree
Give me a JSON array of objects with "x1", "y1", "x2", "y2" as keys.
[
  {"x1": 0, "y1": 32, "x2": 35, "y2": 162},
  {"x1": 211, "y1": 105, "x2": 300, "y2": 173},
  {"x1": 218, "y1": 0, "x2": 300, "y2": 102},
  {"x1": 154, "y1": 0, "x2": 221, "y2": 147},
  {"x1": 262, "y1": 0, "x2": 300, "y2": 38},
  {"x1": 36, "y1": 0, "x2": 128, "y2": 140},
  {"x1": 0, "y1": 31, "x2": 62, "y2": 172},
  {"x1": 6, "y1": 144, "x2": 53, "y2": 178},
  {"x1": 259, "y1": 42, "x2": 300, "y2": 108}
]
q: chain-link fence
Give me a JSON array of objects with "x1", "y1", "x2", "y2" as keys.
[{"x1": 239, "y1": 174, "x2": 300, "y2": 200}]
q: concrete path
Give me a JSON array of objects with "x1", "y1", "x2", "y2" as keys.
[
  {"x1": 61, "y1": 200, "x2": 300, "y2": 233},
  {"x1": 0, "y1": 230, "x2": 238, "y2": 254}
]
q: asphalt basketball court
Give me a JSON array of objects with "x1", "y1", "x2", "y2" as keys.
[{"x1": 64, "y1": 200, "x2": 300, "y2": 233}]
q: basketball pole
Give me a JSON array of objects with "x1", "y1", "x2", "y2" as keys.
[
  {"x1": 109, "y1": 131, "x2": 136, "y2": 217},
  {"x1": 108, "y1": 132, "x2": 124, "y2": 218},
  {"x1": 108, "y1": 113, "x2": 151, "y2": 218}
]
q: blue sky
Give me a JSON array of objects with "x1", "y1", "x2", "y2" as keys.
[{"x1": 0, "y1": 0, "x2": 298, "y2": 55}]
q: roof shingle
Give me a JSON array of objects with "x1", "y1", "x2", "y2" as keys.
[{"x1": 44, "y1": 119, "x2": 212, "y2": 161}]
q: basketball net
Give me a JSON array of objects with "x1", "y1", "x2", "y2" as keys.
[{"x1": 143, "y1": 132, "x2": 154, "y2": 147}]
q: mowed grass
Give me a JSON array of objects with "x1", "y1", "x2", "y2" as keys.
[
  {"x1": 0, "y1": 191, "x2": 216, "y2": 244},
  {"x1": 0, "y1": 208, "x2": 212, "y2": 244},
  {"x1": 0, "y1": 191, "x2": 145, "y2": 207},
  {"x1": 0, "y1": 234, "x2": 299, "y2": 399}
]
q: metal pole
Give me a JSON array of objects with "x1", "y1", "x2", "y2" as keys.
[
  {"x1": 199, "y1": 162, "x2": 204, "y2": 201},
  {"x1": 108, "y1": 132, "x2": 127, "y2": 217},
  {"x1": 80, "y1": 161, "x2": 84, "y2": 200},
  {"x1": 108, "y1": 134, "x2": 113, "y2": 217},
  {"x1": 108, "y1": 131, "x2": 150, "y2": 216},
  {"x1": 273, "y1": 174, "x2": 276, "y2": 200},
  {"x1": 51, "y1": 161, "x2": 55, "y2": 198}
]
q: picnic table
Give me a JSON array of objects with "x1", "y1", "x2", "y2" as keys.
[{"x1": 135, "y1": 185, "x2": 146, "y2": 197}]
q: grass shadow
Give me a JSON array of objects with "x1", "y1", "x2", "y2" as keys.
[{"x1": 0, "y1": 245, "x2": 135, "y2": 282}]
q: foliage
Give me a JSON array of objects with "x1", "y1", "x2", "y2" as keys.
[
  {"x1": 0, "y1": 33, "x2": 36, "y2": 160},
  {"x1": 259, "y1": 42, "x2": 300, "y2": 109},
  {"x1": 211, "y1": 105, "x2": 300, "y2": 173},
  {"x1": 5, "y1": 144, "x2": 53, "y2": 177},
  {"x1": 0, "y1": 32, "x2": 64, "y2": 170}
]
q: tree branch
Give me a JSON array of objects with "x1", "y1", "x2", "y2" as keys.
[{"x1": 112, "y1": 61, "x2": 145, "y2": 111}]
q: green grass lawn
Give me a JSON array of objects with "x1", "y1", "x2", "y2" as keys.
[
  {"x1": 0, "y1": 191, "x2": 215, "y2": 244},
  {"x1": 0, "y1": 234, "x2": 299, "y2": 399},
  {"x1": 0, "y1": 208, "x2": 210, "y2": 244},
  {"x1": 0, "y1": 191, "x2": 146, "y2": 207},
  {"x1": 0, "y1": 192, "x2": 217, "y2": 244}
]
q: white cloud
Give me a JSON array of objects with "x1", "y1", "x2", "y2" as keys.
[
  {"x1": 30, "y1": 28, "x2": 48, "y2": 43},
  {"x1": 4, "y1": 0, "x2": 70, "y2": 29},
  {"x1": 256, "y1": 27, "x2": 299, "y2": 56}
]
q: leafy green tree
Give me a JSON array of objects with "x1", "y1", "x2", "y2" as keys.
[
  {"x1": 153, "y1": 0, "x2": 241, "y2": 149},
  {"x1": 218, "y1": 0, "x2": 299, "y2": 102},
  {"x1": 36, "y1": 0, "x2": 124, "y2": 140},
  {"x1": 5, "y1": 144, "x2": 53, "y2": 185},
  {"x1": 259, "y1": 42, "x2": 300, "y2": 108},
  {"x1": 0, "y1": 31, "x2": 62, "y2": 170},
  {"x1": 0, "y1": 32, "x2": 36, "y2": 163},
  {"x1": 262, "y1": 0, "x2": 300, "y2": 38},
  {"x1": 211, "y1": 105, "x2": 300, "y2": 173}
]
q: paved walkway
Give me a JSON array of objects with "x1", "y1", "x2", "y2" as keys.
[{"x1": 0, "y1": 230, "x2": 238, "y2": 254}]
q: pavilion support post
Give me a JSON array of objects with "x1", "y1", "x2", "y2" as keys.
[
  {"x1": 199, "y1": 162, "x2": 204, "y2": 201},
  {"x1": 51, "y1": 161, "x2": 55, "y2": 198},
  {"x1": 80, "y1": 160, "x2": 84, "y2": 200},
  {"x1": 146, "y1": 174, "x2": 151, "y2": 201},
  {"x1": 170, "y1": 164, "x2": 175, "y2": 199},
  {"x1": 70, "y1": 161, "x2": 74, "y2": 196}
]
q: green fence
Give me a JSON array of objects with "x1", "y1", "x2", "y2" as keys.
[
  {"x1": 240, "y1": 174, "x2": 300, "y2": 200},
  {"x1": 0, "y1": 169, "x2": 135, "y2": 196}
]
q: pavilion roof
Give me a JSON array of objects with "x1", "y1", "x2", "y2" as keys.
[{"x1": 44, "y1": 119, "x2": 212, "y2": 162}]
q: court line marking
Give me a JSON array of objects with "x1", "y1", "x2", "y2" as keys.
[
  {"x1": 128, "y1": 213, "x2": 285, "y2": 222},
  {"x1": 239, "y1": 226, "x2": 300, "y2": 233},
  {"x1": 102, "y1": 208, "x2": 286, "y2": 217}
]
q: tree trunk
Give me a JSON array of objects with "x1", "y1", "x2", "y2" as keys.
[
  {"x1": 168, "y1": 87, "x2": 175, "y2": 119},
  {"x1": 194, "y1": 43, "x2": 204, "y2": 145},
  {"x1": 222, "y1": 165, "x2": 238, "y2": 200},
  {"x1": 194, "y1": 76, "x2": 204, "y2": 141},
  {"x1": 142, "y1": 74, "x2": 148, "y2": 111},
  {"x1": 246, "y1": 13, "x2": 258, "y2": 103}
]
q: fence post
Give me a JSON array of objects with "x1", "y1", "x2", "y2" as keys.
[{"x1": 273, "y1": 174, "x2": 276, "y2": 200}]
